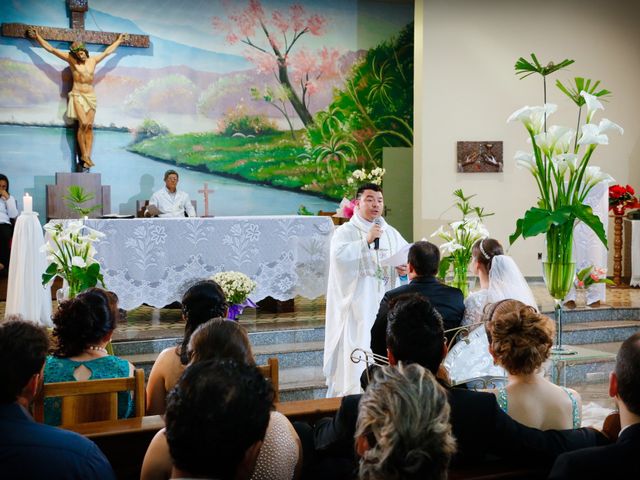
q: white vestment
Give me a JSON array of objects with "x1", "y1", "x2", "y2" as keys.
[
  {"x1": 148, "y1": 187, "x2": 196, "y2": 218},
  {"x1": 323, "y1": 212, "x2": 408, "y2": 397},
  {"x1": 564, "y1": 181, "x2": 609, "y2": 304}
]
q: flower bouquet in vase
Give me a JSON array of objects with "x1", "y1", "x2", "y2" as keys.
[
  {"x1": 509, "y1": 54, "x2": 621, "y2": 354},
  {"x1": 211, "y1": 271, "x2": 257, "y2": 321},
  {"x1": 41, "y1": 220, "x2": 106, "y2": 301},
  {"x1": 432, "y1": 189, "x2": 492, "y2": 297},
  {"x1": 574, "y1": 265, "x2": 614, "y2": 308}
]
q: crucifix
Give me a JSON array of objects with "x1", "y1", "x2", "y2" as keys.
[
  {"x1": 1, "y1": 0, "x2": 149, "y2": 171},
  {"x1": 198, "y1": 183, "x2": 215, "y2": 217}
]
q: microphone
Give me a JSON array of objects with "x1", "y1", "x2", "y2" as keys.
[{"x1": 373, "y1": 217, "x2": 382, "y2": 250}]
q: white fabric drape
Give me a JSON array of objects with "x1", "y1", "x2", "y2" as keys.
[{"x1": 5, "y1": 213, "x2": 52, "y2": 326}]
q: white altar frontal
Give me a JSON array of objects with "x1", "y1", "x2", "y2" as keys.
[{"x1": 56, "y1": 216, "x2": 334, "y2": 310}]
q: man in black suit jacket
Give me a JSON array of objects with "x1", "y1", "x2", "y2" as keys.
[
  {"x1": 315, "y1": 294, "x2": 608, "y2": 475},
  {"x1": 549, "y1": 332, "x2": 640, "y2": 479},
  {"x1": 370, "y1": 240, "x2": 464, "y2": 357}
]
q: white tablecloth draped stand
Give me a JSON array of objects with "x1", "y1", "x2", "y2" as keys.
[
  {"x1": 627, "y1": 219, "x2": 640, "y2": 287},
  {"x1": 5, "y1": 212, "x2": 52, "y2": 326}
]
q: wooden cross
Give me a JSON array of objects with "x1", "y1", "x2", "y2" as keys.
[
  {"x1": 1, "y1": 0, "x2": 149, "y2": 48},
  {"x1": 198, "y1": 183, "x2": 215, "y2": 217}
]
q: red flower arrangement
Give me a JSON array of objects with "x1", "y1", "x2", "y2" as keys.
[{"x1": 609, "y1": 184, "x2": 639, "y2": 215}]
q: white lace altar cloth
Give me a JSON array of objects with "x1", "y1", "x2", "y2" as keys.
[{"x1": 54, "y1": 216, "x2": 334, "y2": 310}]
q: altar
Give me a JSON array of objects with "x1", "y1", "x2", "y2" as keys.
[{"x1": 63, "y1": 216, "x2": 334, "y2": 310}]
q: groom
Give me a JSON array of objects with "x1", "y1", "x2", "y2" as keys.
[
  {"x1": 323, "y1": 183, "x2": 408, "y2": 397},
  {"x1": 369, "y1": 240, "x2": 465, "y2": 357}
]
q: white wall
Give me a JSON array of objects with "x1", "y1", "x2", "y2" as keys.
[{"x1": 414, "y1": 0, "x2": 640, "y2": 275}]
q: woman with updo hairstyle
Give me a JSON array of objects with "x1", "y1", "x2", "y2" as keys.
[
  {"x1": 44, "y1": 288, "x2": 134, "y2": 426},
  {"x1": 355, "y1": 363, "x2": 456, "y2": 480},
  {"x1": 444, "y1": 237, "x2": 538, "y2": 386},
  {"x1": 141, "y1": 318, "x2": 303, "y2": 480},
  {"x1": 145, "y1": 279, "x2": 228, "y2": 415},
  {"x1": 485, "y1": 299, "x2": 581, "y2": 430}
]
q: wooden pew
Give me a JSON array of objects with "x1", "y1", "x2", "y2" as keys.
[
  {"x1": 67, "y1": 415, "x2": 165, "y2": 480},
  {"x1": 64, "y1": 398, "x2": 342, "y2": 479},
  {"x1": 64, "y1": 397, "x2": 548, "y2": 480}
]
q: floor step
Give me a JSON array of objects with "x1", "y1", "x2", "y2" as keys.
[
  {"x1": 254, "y1": 341, "x2": 323, "y2": 369},
  {"x1": 562, "y1": 319, "x2": 640, "y2": 345},
  {"x1": 279, "y1": 366, "x2": 328, "y2": 401},
  {"x1": 547, "y1": 307, "x2": 640, "y2": 324}
]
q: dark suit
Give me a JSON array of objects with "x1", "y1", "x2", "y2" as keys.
[
  {"x1": 370, "y1": 276, "x2": 465, "y2": 356},
  {"x1": 314, "y1": 387, "x2": 608, "y2": 472},
  {"x1": 548, "y1": 422, "x2": 640, "y2": 479},
  {"x1": 0, "y1": 402, "x2": 115, "y2": 479}
]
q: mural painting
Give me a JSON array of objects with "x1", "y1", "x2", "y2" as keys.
[{"x1": 0, "y1": 0, "x2": 414, "y2": 217}]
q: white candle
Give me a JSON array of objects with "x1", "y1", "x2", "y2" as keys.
[{"x1": 23, "y1": 193, "x2": 32, "y2": 213}]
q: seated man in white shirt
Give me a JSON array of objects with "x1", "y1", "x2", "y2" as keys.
[{"x1": 145, "y1": 170, "x2": 196, "y2": 218}]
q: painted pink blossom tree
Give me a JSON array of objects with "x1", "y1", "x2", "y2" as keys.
[{"x1": 213, "y1": 1, "x2": 338, "y2": 127}]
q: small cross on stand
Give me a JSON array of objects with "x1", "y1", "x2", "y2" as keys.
[
  {"x1": 198, "y1": 183, "x2": 215, "y2": 217},
  {"x1": 1, "y1": 0, "x2": 149, "y2": 172}
]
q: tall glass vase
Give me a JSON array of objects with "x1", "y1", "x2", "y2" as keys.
[
  {"x1": 542, "y1": 223, "x2": 577, "y2": 355},
  {"x1": 452, "y1": 263, "x2": 470, "y2": 298}
]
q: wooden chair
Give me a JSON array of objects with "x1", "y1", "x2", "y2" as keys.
[
  {"x1": 136, "y1": 199, "x2": 197, "y2": 217},
  {"x1": 33, "y1": 368, "x2": 145, "y2": 426},
  {"x1": 257, "y1": 357, "x2": 280, "y2": 402}
]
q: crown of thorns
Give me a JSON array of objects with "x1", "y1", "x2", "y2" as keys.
[{"x1": 70, "y1": 43, "x2": 87, "y2": 53}]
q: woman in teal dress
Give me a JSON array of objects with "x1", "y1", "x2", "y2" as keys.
[{"x1": 44, "y1": 288, "x2": 135, "y2": 425}]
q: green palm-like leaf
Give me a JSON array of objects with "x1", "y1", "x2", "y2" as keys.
[
  {"x1": 63, "y1": 185, "x2": 102, "y2": 217},
  {"x1": 556, "y1": 77, "x2": 612, "y2": 107},
  {"x1": 515, "y1": 53, "x2": 575, "y2": 79},
  {"x1": 367, "y1": 58, "x2": 395, "y2": 106}
]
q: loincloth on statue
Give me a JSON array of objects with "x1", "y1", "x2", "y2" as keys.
[{"x1": 67, "y1": 92, "x2": 97, "y2": 119}]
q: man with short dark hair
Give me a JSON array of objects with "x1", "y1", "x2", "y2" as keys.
[
  {"x1": 0, "y1": 319, "x2": 115, "y2": 479},
  {"x1": 146, "y1": 169, "x2": 196, "y2": 217},
  {"x1": 549, "y1": 332, "x2": 640, "y2": 478},
  {"x1": 324, "y1": 182, "x2": 408, "y2": 397},
  {"x1": 370, "y1": 240, "x2": 464, "y2": 356},
  {"x1": 165, "y1": 359, "x2": 274, "y2": 479},
  {"x1": 315, "y1": 294, "x2": 608, "y2": 472}
]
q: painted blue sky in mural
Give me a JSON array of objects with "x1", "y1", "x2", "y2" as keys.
[{"x1": 1, "y1": 0, "x2": 411, "y2": 73}]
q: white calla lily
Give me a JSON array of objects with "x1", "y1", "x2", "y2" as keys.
[
  {"x1": 514, "y1": 150, "x2": 537, "y2": 174},
  {"x1": 534, "y1": 125, "x2": 572, "y2": 156},
  {"x1": 584, "y1": 166, "x2": 614, "y2": 187},
  {"x1": 580, "y1": 91, "x2": 604, "y2": 122},
  {"x1": 555, "y1": 153, "x2": 579, "y2": 172},
  {"x1": 598, "y1": 118, "x2": 624, "y2": 136},
  {"x1": 440, "y1": 240, "x2": 464, "y2": 255},
  {"x1": 507, "y1": 104, "x2": 557, "y2": 134},
  {"x1": 71, "y1": 256, "x2": 86, "y2": 268},
  {"x1": 577, "y1": 123, "x2": 609, "y2": 146},
  {"x1": 431, "y1": 225, "x2": 446, "y2": 238}
]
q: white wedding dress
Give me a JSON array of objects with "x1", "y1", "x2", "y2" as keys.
[{"x1": 444, "y1": 255, "x2": 537, "y2": 386}]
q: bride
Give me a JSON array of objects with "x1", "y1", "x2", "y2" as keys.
[{"x1": 444, "y1": 238, "x2": 538, "y2": 385}]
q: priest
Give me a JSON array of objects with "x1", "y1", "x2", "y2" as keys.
[{"x1": 323, "y1": 183, "x2": 408, "y2": 396}]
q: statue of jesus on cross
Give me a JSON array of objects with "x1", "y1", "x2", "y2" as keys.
[{"x1": 28, "y1": 27, "x2": 127, "y2": 170}]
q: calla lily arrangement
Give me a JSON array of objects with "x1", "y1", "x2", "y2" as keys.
[
  {"x1": 433, "y1": 189, "x2": 493, "y2": 296},
  {"x1": 41, "y1": 220, "x2": 106, "y2": 298},
  {"x1": 508, "y1": 60, "x2": 622, "y2": 251}
]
